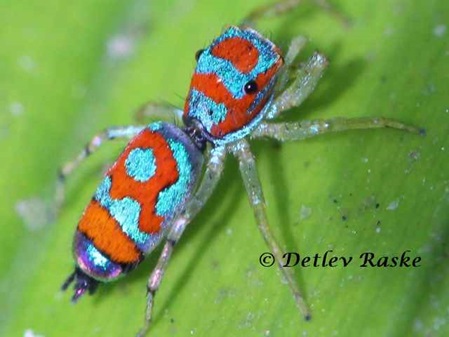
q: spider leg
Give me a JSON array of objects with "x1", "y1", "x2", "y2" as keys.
[
  {"x1": 56, "y1": 125, "x2": 145, "y2": 211},
  {"x1": 135, "y1": 101, "x2": 184, "y2": 126},
  {"x1": 137, "y1": 146, "x2": 227, "y2": 337},
  {"x1": 229, "y1": 139, "x2": 311, "y2": 320},
  {"x1": 241, "y1": 0, "x2": 349, "y2": 28},
  {"x1": 274, "y1": 35, "x2": 308, "y2": 96},
  {"x1": 268, "y1": 52, "x2": 328, "y2": 119},
  {"x1": 252, "y1": 117, "x2": 425, "y2": 141}
]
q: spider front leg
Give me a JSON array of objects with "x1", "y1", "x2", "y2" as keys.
[
  {"x1": 56, "y1": 125, "x2": 145, "y2": 210},
  {"x1": 274, "y1": 35, "x2": 308, "y2": 95},
  {"x1": 252, "y1": 117, "x2": 424, "y2": 142},
  {"x1": 229, "y1": 139, "x2": 311, "y2": 320},
  {"x1": 268, "y1": 51, "x2": 329, "y2": 119},
  {"x1": 137, "y1": 146, "x2": 227, "y2": 337},
  {"x1": 241, "y1": 0, "x2": 349, "y2": 28},
  {"x1": 135, "y1": 101, "x2": 184, "y2": 125}
]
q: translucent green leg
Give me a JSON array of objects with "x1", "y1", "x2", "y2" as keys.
[
  {"x1": 267, "y1": 53, "x2": 328, "y2": 119},
  {"x1": 252, "y1": 117, "x2": 425, "y2": 141},
  {"x1": 56, "y1": 125, "x2": 144, "y2": 210},
  {"x1": 135, "y1": 101, "x2": 184, "y2": 125},
  {"x1": 274, "y1": 35, "x2": 308, "y2": 97},
  {"x1": 137, "y1": 146, "x2": 227, "y2": 337},
  {"x1": 268, "y1": 52, "x2": 328, "y2": 119},
  {"x1": 242, "y1": 0, "x2": 349, "y2": 28},
  {"x1": 230, "y1": 139, "x2": 311, "y2": 321}
]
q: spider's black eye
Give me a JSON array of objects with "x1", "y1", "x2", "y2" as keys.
[
  {"x1": 244, "y1": 80, "x2": 258, "y2": 94},
  {"x1": 195, "y1": 49, "x2": 205, "y2": 61}
]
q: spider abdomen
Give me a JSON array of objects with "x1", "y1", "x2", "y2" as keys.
[{"x1": 73, "y1": 122, "x2": 204, "y2": 282}]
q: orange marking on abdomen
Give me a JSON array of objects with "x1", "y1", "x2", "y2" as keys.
[
  {"x1": 78, "y1": 200, "x2": 141, "y2": 263},
  {"x1": 107, "y1": 129, "x2": 179, "y2": 234},
  {"x1": 211, "y1": 37, "x2": 259, "y2": 73}
]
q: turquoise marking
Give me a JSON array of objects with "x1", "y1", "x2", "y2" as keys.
[
  {"x1": 196, "y1": 26, "x2": 278, "y2": 100},
  {"x1": 188, "y1": 89, "x2": 227, "y2": 132},
  {"x1": 125, "y1": 148, "x2": 156, "y2": 182},
  {"x1": 94, "y1": 177, "x2": 153, "y2": 250},
  {"x1": 85, "y1": 241, "x2": 110, "y2": 271},
  {"x1": 155, "y1": 140, "x2": 192, "y2": 217},
  {"x1": 94, "y1": 176, "x2": 111, "y2": 202},
  {"x1": 149, "y1": 122, "x2": 162, "y2": 131},
  {"x1": 75, "y1": 232, "x2": 123, "y2": 279}
]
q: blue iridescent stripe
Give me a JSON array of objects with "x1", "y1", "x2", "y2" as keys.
[
  {"x1": 74, "y1": 232, "x2": 122, "y2": 280},
  {"x1": 94, "y1": 177, "x2": 160, "y2": 251},
  {"x1": 187, "y1": 89, "x2": 227, "y2": 131},
  {"x1": 155, "y1": 139, "x2": 192, "y2": 217}
]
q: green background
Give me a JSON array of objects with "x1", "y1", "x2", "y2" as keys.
[{"x1": 1, "y1": 0, "x2": 448, "y2": 336}]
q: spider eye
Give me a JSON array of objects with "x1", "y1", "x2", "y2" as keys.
[
  {"x1": 244, "y1": 80, "x2": 258, "y2": 94},
  {"x1": 195, "y1": 49, "x2": 205, "y2": 61}
]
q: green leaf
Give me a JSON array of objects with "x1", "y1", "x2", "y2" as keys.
[{"x1": 1, "y1": 0, "x2": 448, "y2": 336}]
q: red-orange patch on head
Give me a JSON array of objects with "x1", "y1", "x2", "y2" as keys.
[
  {"x1": 185, "y1": 60, "x2": 281, "y2": 138},
  {"x1": 211, "y1": 37, "x2": 259, "y2": 73}
]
